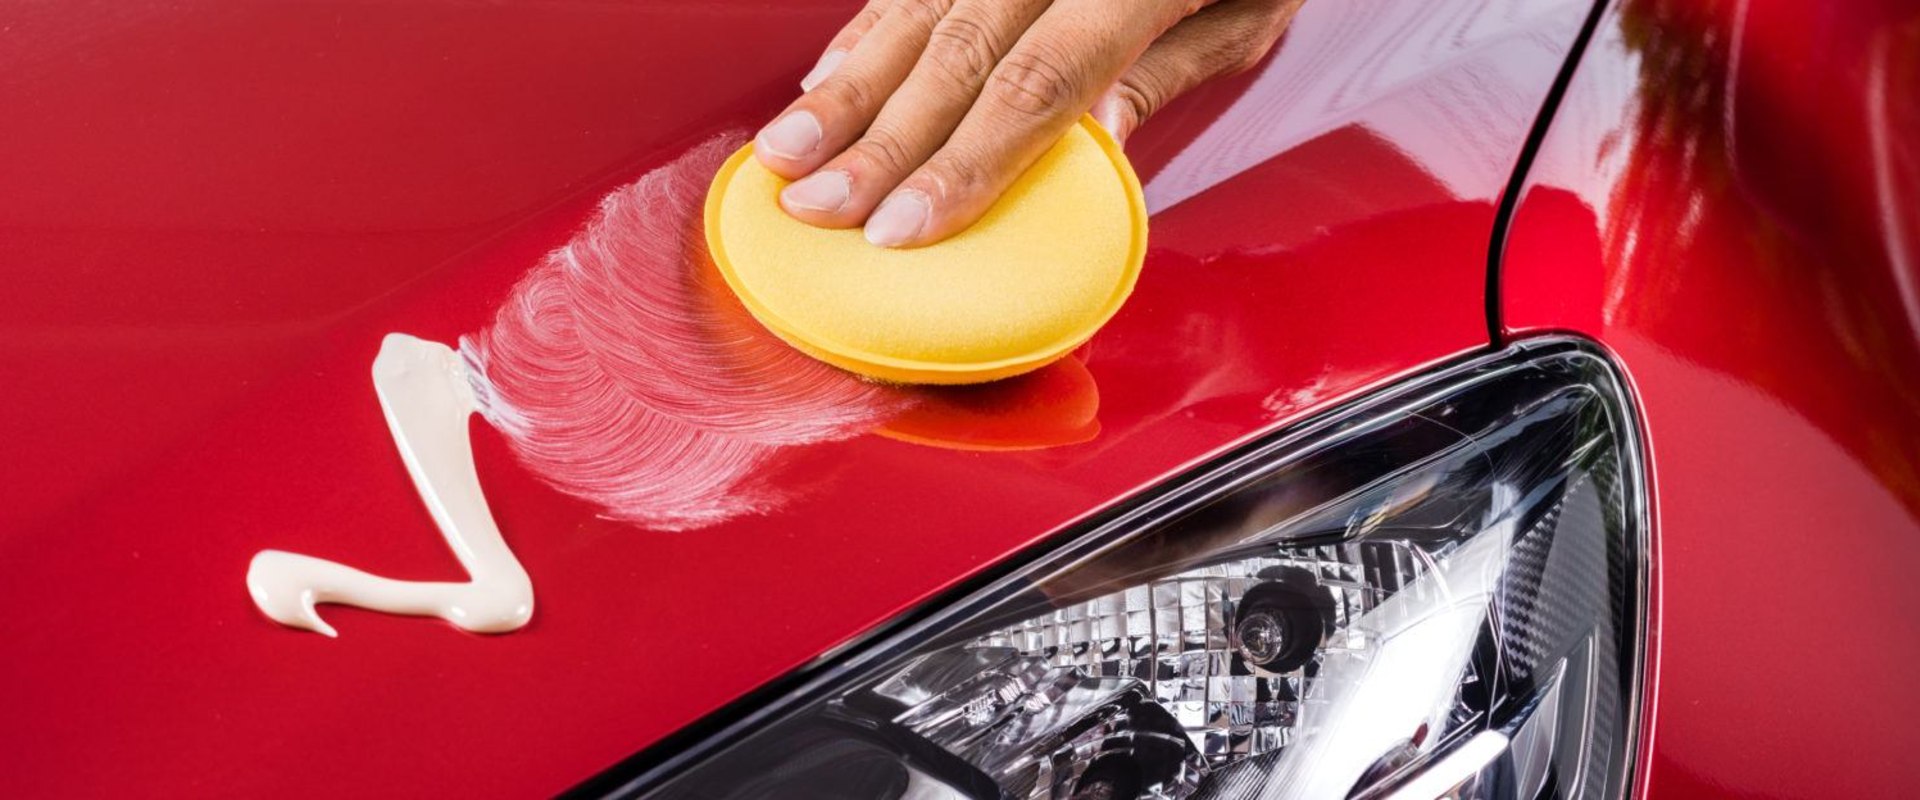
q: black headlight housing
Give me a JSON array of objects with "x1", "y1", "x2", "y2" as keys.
[{"x1": 594, "y1": 338, "x2": 1646, "y2": 800}]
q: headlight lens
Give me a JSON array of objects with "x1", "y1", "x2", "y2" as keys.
[{"x1": 632, "y1": 340, "x2": 1645, "y2": 800}]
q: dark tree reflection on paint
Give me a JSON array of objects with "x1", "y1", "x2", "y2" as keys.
[{"x1": 1599, "y1": 0, "x2": 1920, "y2": 511}]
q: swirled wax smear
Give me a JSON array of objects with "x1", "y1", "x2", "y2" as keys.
[
  {"x1": 247, "y1": 334, "x2": 533, "y2": 637},
  {"x1": 246, "y1": 135, "x2": 1112, "y2": 637},
  {"x1": 461, "y1": 135, "x2": 912, "y2": 531}
]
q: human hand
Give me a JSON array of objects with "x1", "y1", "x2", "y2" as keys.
[{"x1": 754, "y1": 0, "x2": 1304, "y2": 248}]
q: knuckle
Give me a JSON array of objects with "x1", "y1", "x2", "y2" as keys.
[
  {"x1": 850, "y1": 125, "x2": 920, "y2": 174},
  {"x1": 1112, "y1": 80, "x2": 1158, "y2": 130},
  {"x1": 920, "y1": 147, "x2": 991, "y2": 200},
  {"x1": 987, "y1": 41, "x2": 1079, "y2": 119},
  {"x1": 922, "y1": 16, "x2": 998, "y2": 88},
  {"x1": 815, "y1": 70, "x2": 878, "y2": 114}
]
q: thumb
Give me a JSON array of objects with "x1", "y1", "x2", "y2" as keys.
[{"x1": 1092, "y1": 0, "x2": 1302, "y2": 142}]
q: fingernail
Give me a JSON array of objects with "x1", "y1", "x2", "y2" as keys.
[
  {"x1": 865, "y1": 190, "x2": 929, "y2": 248},
  {"x1": 800, "y1": 49, "x2": 848, "y2": 92},
  {"x1": 781, "y1": 170, "x2": 851, "y2": 213},
  {"x1": 757, "y1": 110, "x2": 822, "y2": 160}
]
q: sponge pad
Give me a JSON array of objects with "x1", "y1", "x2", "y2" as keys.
[{"x1": 705, "y1": 115, "x2": 1146, "y2": 384}]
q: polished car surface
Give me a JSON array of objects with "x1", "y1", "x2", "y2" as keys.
[
  {"x1": 1, "y1": 0, "x2": 1913, "y2": 796},
  {"x1": 1502, "y1": 0, "x2": 1920, "y2": 795}
]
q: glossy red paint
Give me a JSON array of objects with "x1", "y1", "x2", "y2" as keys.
[
  {"x1": 0, "y1": 0, "x2": 1588, "y2": 796},
  {"x1": 1499, "y1": 0, "x2": 1920, "y2": 796}
]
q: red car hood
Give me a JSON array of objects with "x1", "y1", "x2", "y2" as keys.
[{"x1": 0, "y1": 1, "x2": 1589, "y2": 795}]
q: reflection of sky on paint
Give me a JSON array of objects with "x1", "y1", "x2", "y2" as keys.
[
  {"x1": 1521, "y1": 10, "x2": 1641, "y2": 231},
  {"x1": 1145, "y1": 0, "x2": 1590, "y2": 214},
  {"x1": 1865, "y1": 24, "x2": 1919, "y2": 339}
]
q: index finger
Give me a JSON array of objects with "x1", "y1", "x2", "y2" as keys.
[{"x1": 869, "y1": 0, "x2": 1187, "y2": 247}]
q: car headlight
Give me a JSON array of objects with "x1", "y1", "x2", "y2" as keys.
[{"x1": 613, "y1": 339, "x2": 1646, "y2": 800}]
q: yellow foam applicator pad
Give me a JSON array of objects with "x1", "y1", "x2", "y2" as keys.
[{"x1": 705, "y1": 115, "x2": 1147, "y2": 385}]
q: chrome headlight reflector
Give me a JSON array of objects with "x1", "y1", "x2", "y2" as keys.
[{"x1": 630, "y1": 340, "x2": 1646, "y2": 800}]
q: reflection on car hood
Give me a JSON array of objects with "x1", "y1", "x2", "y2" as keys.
[{"x1": 0, "y1": 0, "x2": 1592, "y2": 795}]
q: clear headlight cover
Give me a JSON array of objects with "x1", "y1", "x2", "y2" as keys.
[{"x1": 623, "y1": 340, "x2": 1646, "y2": 800}]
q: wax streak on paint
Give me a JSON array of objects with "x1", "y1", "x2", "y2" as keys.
[
  {"x1": 248, "y1": 134, "x2": 1116, "y2": 636},
  {"x1": 460, "y1": 134, "x2": 913, "y2": 530},
  {"x1": 247, "y1": 334, "x2": 534, "y2": 637}
]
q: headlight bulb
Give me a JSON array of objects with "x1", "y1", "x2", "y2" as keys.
[{"x1": 1232, "y1": 567, "x2": 1335, "y2": 674}]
